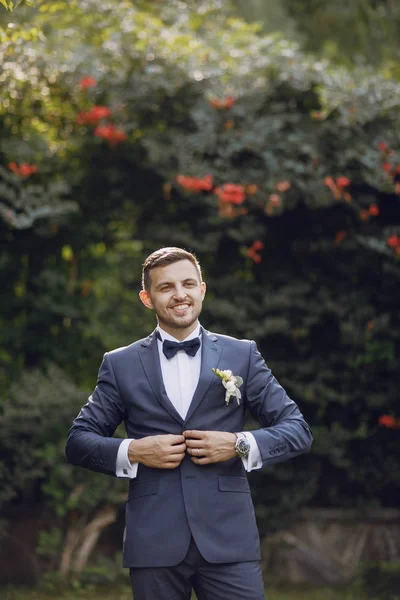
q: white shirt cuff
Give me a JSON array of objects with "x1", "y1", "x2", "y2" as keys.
[
  {"x1": 116, "y1": 438, "x2": 138, "y2": 478},
  {"x1": 241, "y1": 432, "x2": 263, "y2": 472}
]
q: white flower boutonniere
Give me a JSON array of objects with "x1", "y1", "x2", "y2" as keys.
[{"x1": 212, "y1": 368, "x2": 244, "y2": 406}]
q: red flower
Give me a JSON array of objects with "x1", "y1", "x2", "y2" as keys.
[
  {"x1": 360, "y1": 210, "x2": 369, "y2": 222},
  {"x1": 378, "y1": 141, "x2": 388, "y2": 152},
  {"x1": 247, "y1": 240, "x2": 264, "y2": 263},
  {"x1": 336, "y1": 177, "x2": 350, "y2": 189},
  {"x1": 80, "y1": 76, "x2": 97, "y2": 90},
  {"x1": 176, "y1": 175, "x2": 213, "y2": 192},
  {"x1": 94, "y1": 124, "x2": 127, "y2": 146},
  {"x1": 324, "y1": 176, "x2": 352, "y2": 201},
  {"x1": 91, "y1": 106, "x2": 111, "y2": 120},
  {"x1": 276, "y1": 180, "x2": 291, "y2": 192},
  {"x1": 8, "y1": 162, "x2": 38, "y2": 178},
  {"x1": 378, "y1": 415, "x2": 397, "y2": 429},
  {"x1": 209, "y1": 96, "x2": 235, "y2": 110},
  {"x1": 252, "y1": 240, "x2": 264, "y2": 251},
  {"x1": 382, "y1": 162, "x2": 392, "y2": 173},
  {"x1": 214, "y1": 183, "x2": 245, "y2": 205},
  {"x1": 369, "y1": 204, "x2": 379, "y2": 216},
  {"x1": 269, "y1": 194, "x2": 281, "y2": 206},
  {"x1": 76, "y1": 106, "x2": 112, "y2": 125},
  {"x1": 387, "y1": 235, "x2": 400, "y2": 249}
]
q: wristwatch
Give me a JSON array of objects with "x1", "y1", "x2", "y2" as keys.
[{"x1": 234, "y1": 432, "x2": 250, "y2": 458}]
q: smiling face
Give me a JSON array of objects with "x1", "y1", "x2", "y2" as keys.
[{"x1": 139, "y1": 259, "x2": 206, "y2": 340}]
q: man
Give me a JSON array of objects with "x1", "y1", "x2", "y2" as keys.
[{"x1": 66, "y1": 247, "x2": 313, "y2": 600}]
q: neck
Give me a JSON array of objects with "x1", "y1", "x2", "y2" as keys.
[{"x1": 157, "y1": 321, "x2": 199, "y2": 341}]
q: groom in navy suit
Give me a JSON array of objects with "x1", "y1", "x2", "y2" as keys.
[{"x1": 66, "y1": 247, "x2": 313, "y2": 600}]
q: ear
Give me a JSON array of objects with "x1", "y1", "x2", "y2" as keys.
[
  {"x1": 201, "y1": 281, "x2": 206, "y2": 299},
  {"x1": 139, "y1": 290, "x2": 153, "y2": 309}
]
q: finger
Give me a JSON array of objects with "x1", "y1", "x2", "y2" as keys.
[
  {"x1": 169, "y1": 435, "x2": 186, "y2": 444},
  {"x1": 167, "y1": 452, "x2": 186, "y2": 461},
  {"x1": 183, "y1": 430, "x2": 205, "y2": 440},
  {"x1": 187, "y1": 447, "x2": 206, "y2": 457},
  {"x1": 184, "y1": 439, "x2": 203, "y2": 448},
  {"x1": 168, "y1": 443, "x2": 187, "y2": 452},
  {"x1": 191, "y1": 456, "x2": 211, "y2": 465}
]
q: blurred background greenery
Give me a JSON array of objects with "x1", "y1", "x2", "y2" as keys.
[{"x1": 0, "y1": 0, "x2": 399, "y2": 598}]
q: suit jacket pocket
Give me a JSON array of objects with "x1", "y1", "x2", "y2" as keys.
[
  {"x1": 129, "y1": 479, "x2": 159, "y2": 499},
  {"x1": 218, "y1": 476, "x2": 250, "y2": 493}
]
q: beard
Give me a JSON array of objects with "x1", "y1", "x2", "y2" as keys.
[{"x1": 155, "y1": 302, "x2": 202, "y2": 333}]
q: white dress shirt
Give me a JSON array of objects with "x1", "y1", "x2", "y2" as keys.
[{"x1": 116, "y1": 324, "x2": 262, "y2": 477}]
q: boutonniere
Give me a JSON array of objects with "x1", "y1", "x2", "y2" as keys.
[{"x1": 212, "y1": 368, "x2": 243, "y2": 406}]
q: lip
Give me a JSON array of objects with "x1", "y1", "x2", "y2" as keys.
[
  {"x1": 169, "y1": 302, "x2": 191, "y2": 309},
  {"x1": 168, "y1": 303, "x2": 192, "y2": 315}
]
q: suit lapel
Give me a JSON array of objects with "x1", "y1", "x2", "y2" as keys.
[
  {"x1": 139, "y1": 331, "x2": 184, "y2": 425},
  {"x1": 185, "y1": 328, "x2": 223, "y2": 422}
]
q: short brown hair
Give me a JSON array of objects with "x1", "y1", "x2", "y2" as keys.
[{"x1": 142, "y1": 247, "x2": 203, "y2": 291}]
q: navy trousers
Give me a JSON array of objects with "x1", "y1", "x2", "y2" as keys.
[{"x1": 130, "y1": 537, "x2": 265, "y2": 600}]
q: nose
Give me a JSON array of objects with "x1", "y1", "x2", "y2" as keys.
[{"x1": 173, "y1": 285, "x2": 187, "y2": 301}]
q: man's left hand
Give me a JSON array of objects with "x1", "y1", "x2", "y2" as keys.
[{"x1": 183, "y1": 430, "x2": 236, "y2": 464}]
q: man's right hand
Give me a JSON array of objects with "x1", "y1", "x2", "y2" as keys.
[{"x1": 128, "y1": 435, "x2": 186, "y2": 469}]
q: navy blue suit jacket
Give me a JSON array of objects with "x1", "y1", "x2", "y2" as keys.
[{"x1": 65, "y1": 328, "x2": 313, "y2": 567}]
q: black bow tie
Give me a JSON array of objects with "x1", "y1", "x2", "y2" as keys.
[{"x1": 157, "y1": 333, "x2": 201, "y2": 359}]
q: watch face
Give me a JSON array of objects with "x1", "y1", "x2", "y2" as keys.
[{"x1": 237, "y1": 439, "x2": 250, "y2": 457}]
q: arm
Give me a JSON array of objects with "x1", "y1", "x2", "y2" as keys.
[
  {"x1": 245, "y1": 341, "x2": 313, "y2": 465},
  {"x1": 65, "y1": 353, "x2": 127, "y2": 476},
  {"x1": 66, "y1": 353, "x2": 186, "y2": 475},
  {"x1": 184, "y1": 341, "x2": 311, "y2": 468}
]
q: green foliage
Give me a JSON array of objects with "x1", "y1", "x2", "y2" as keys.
[
  {"x1": 0, "y1": 0, "x2": 399, "y2": 574},
  {"x1": 359, "y1": 562, "x2": 400, "y2": 600},
  {"x1": 283, "y1": 0, "x2": 400, "y2": 69},
  {"x1": 0, "y1": 0, "x2": 35, "y2": 12},
  {"x1": 36, "y1": 528, "x2": 63, "y2": 558},
  {"x1": 0, "y1": 365, "x2": 87, "y2": 510},
  {"x1": 0, "y1": 166, "x2": 76, "y2": 229}
]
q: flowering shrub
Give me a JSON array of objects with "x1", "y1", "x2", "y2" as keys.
[
  {"x1": 8, "y1": 162, "x2": 38, "y2": 177},
  {"x1": 80, "y1": 76, "x2": 97, "y2": 90},
  {"x1": 209, "y1": 96, "x2": 234, "y2": 109},
  {"x1": 378, "y1": 415, "x2": 400, "y2": 429},
  {"x1": 94, "y1": 124, "x2": 127, "y2": 146},
  {"x1": 0, "y1": 0, "x2": 399, "y2": 549},
  {"x1": 76, "y1": 106, "x2": 112, "y2": 125},
  {"x1": 247, "y1": 240, "x2": 264, "y2": 263}
]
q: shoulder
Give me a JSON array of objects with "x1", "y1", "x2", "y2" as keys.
[
  {"x1": 106, "y1": 332, "x2": 155, "y2": 360},
  {"x1": 204, "y1": 328, "x2": 254, "y2": 350}
]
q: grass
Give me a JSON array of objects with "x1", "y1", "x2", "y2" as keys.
[{"x1": 0, "y1": 583, "x2": 371, "y2": 600}]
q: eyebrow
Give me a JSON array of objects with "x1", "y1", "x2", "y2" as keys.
[{"x1": 155, "y1": 278, "x2": 198, "y2": 290}]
